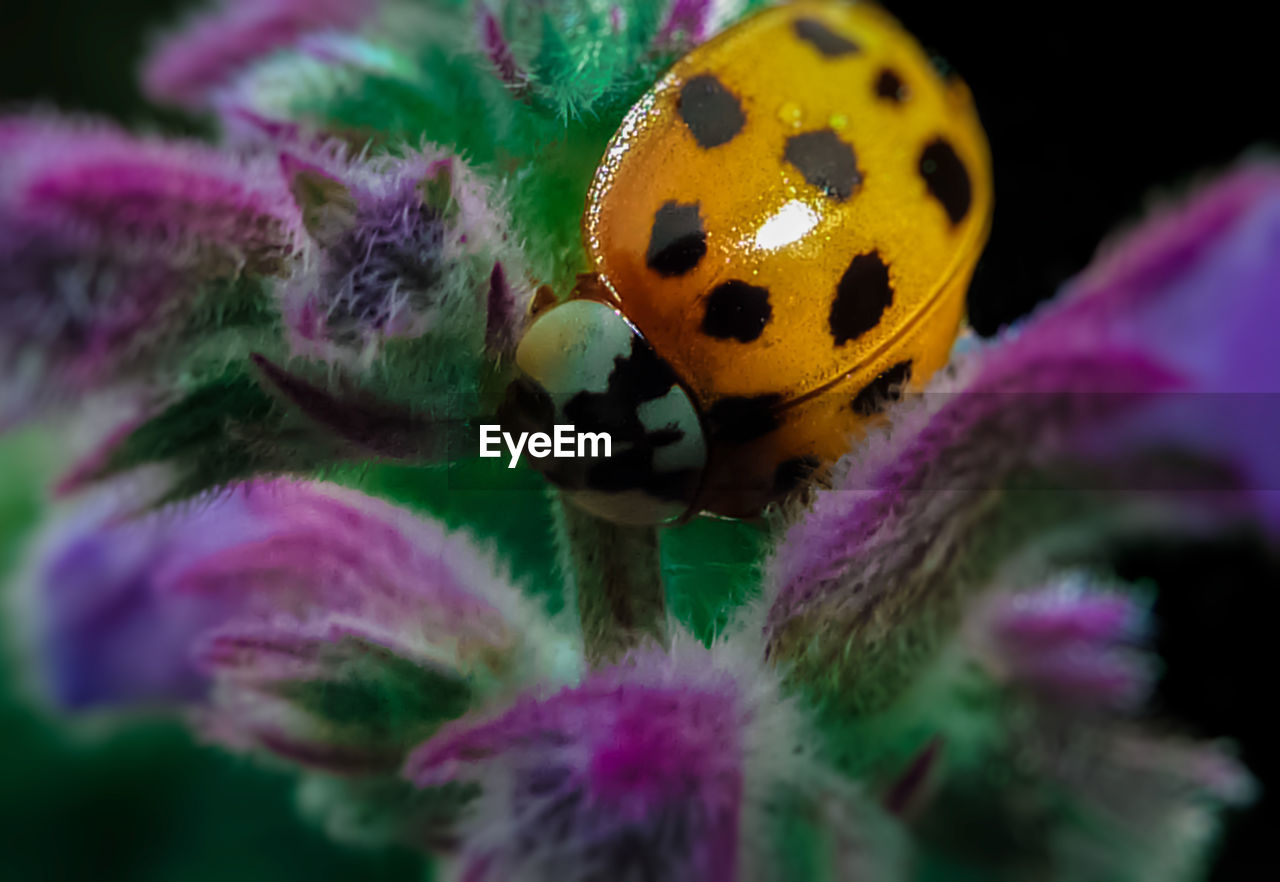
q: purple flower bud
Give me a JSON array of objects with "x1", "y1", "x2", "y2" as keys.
[
  {"x1": 965, "y1": 579, "x2": 1155, "y2": 710},
  {"x1": 142, "y1": 0, "x2": 382, "y2": 110},
  {"x1": 405, "y1": 654, "x2": 744, "y2": 881},
  {"x1": 25, "y1": 479, "x2": 577, "y2": 774},
  {"x1": 762, "y1": 163, "x2": 1280, "y2": 711},
  {"x1": 0, "y1": 114, "x2": 302, "y2": 425},
  {"x1": 278, "y1": 146, "x2": 532, "y2": 366},
  {"x1": 24, "y1": 484, "x2": 279, "y2": 708},
  {"x1": 404, "y1": 643, "x2": 897, "y2": 881}
]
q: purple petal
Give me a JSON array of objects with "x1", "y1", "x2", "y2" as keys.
[{"x1": 987, "y1": 586, "x2": 1143, "y2": 648}]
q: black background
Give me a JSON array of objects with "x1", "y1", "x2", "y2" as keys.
[{"x1": 3, "y1": 1, "x2": 1279, "y2": 877}]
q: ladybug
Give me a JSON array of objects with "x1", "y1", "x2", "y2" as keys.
[{"x1": 501, "y1": 0, "x2": 993, "y2": 525}]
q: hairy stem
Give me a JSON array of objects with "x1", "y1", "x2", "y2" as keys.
[{"x1": 552, "y1": 492, "x2": 665, "y2": 666}]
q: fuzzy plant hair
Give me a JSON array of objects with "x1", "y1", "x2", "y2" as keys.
[{"x1": 1, "y1": 3, "x2": 1277, "y2": 882}]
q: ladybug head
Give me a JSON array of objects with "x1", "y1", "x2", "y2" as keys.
[{"x1": 498, "y1": 299, "x2": 706, "y2": 525}]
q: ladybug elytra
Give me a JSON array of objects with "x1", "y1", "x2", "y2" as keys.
[{"x1": 502, "y1": 1, "x2": 993, "y2": 524}]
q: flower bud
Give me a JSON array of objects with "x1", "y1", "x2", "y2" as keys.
[
  {"x1": 25, "y1": 478, "x2": 578, "y2": 775},
  {"x1": 405, "y1": 642, "x2": 903, "y2": 881}
]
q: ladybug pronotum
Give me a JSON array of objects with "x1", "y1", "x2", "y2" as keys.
[{"x1": 501, "y1": 0, "x2": 993, "y2": 525}]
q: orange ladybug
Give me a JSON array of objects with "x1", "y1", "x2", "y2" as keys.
[{"x1": 502, "y1": 1, "x2": 993, "y2": 524}]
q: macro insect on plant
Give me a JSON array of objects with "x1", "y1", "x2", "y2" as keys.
[
  {"x1": 1, "y1": 1, "x2": 1276, "y2": 881},
  {"x1": 505, "y1": 1, "x2": 992, "y2": 525}
]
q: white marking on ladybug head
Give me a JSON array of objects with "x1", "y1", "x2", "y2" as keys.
[
  {"x1": 515, "y1": 300, "x2": 632, "y2": 397},
  {"x1": 637, "y1": 387, "x2": 705, "y2": 474}
]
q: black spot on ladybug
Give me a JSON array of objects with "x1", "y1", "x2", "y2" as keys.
[
  {"x1": 919, "y1": 138, "x2": 972, "y2": 225},
  {"x1": 647, "y1": 201, "x2": 707, "y2": 277},
  {"x1": 875, "y1": 68, "x2": 908, "y2": 103},
  {"x1": 706, "y1": 394, "x2": 782, "y2": 443},
  {"x1": 792, "y1": 17, "x2": 860, "y2": 57},
  {"x1": 701, "y1": 280, "x2": 772, "y2": 343},
  {"x1": 851, "y1": 360, "x2": 913, "y2": 416},
  {"x1": 830, "y1": 251, "x2": 893, "y2": 346},
  {"x1": 548, "y1": 337, "x2": 699, "y2": 506},
  {"x1": 678, "y1": 74, "x2": 746, "y2": 149},
  {"x1": 785, "y1": 130, "x2": 861, "y2": 201},
  {"x1": 772, "y1": 456, "x2": 820, "y2": 496}
]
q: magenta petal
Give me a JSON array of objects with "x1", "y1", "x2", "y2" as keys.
[
  {"x1": 401, "y1": 641, "x2": 902, "y2": 879},
  {"x1": 988, "y1": 590, "x2": 1143, "y2": 648}
]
